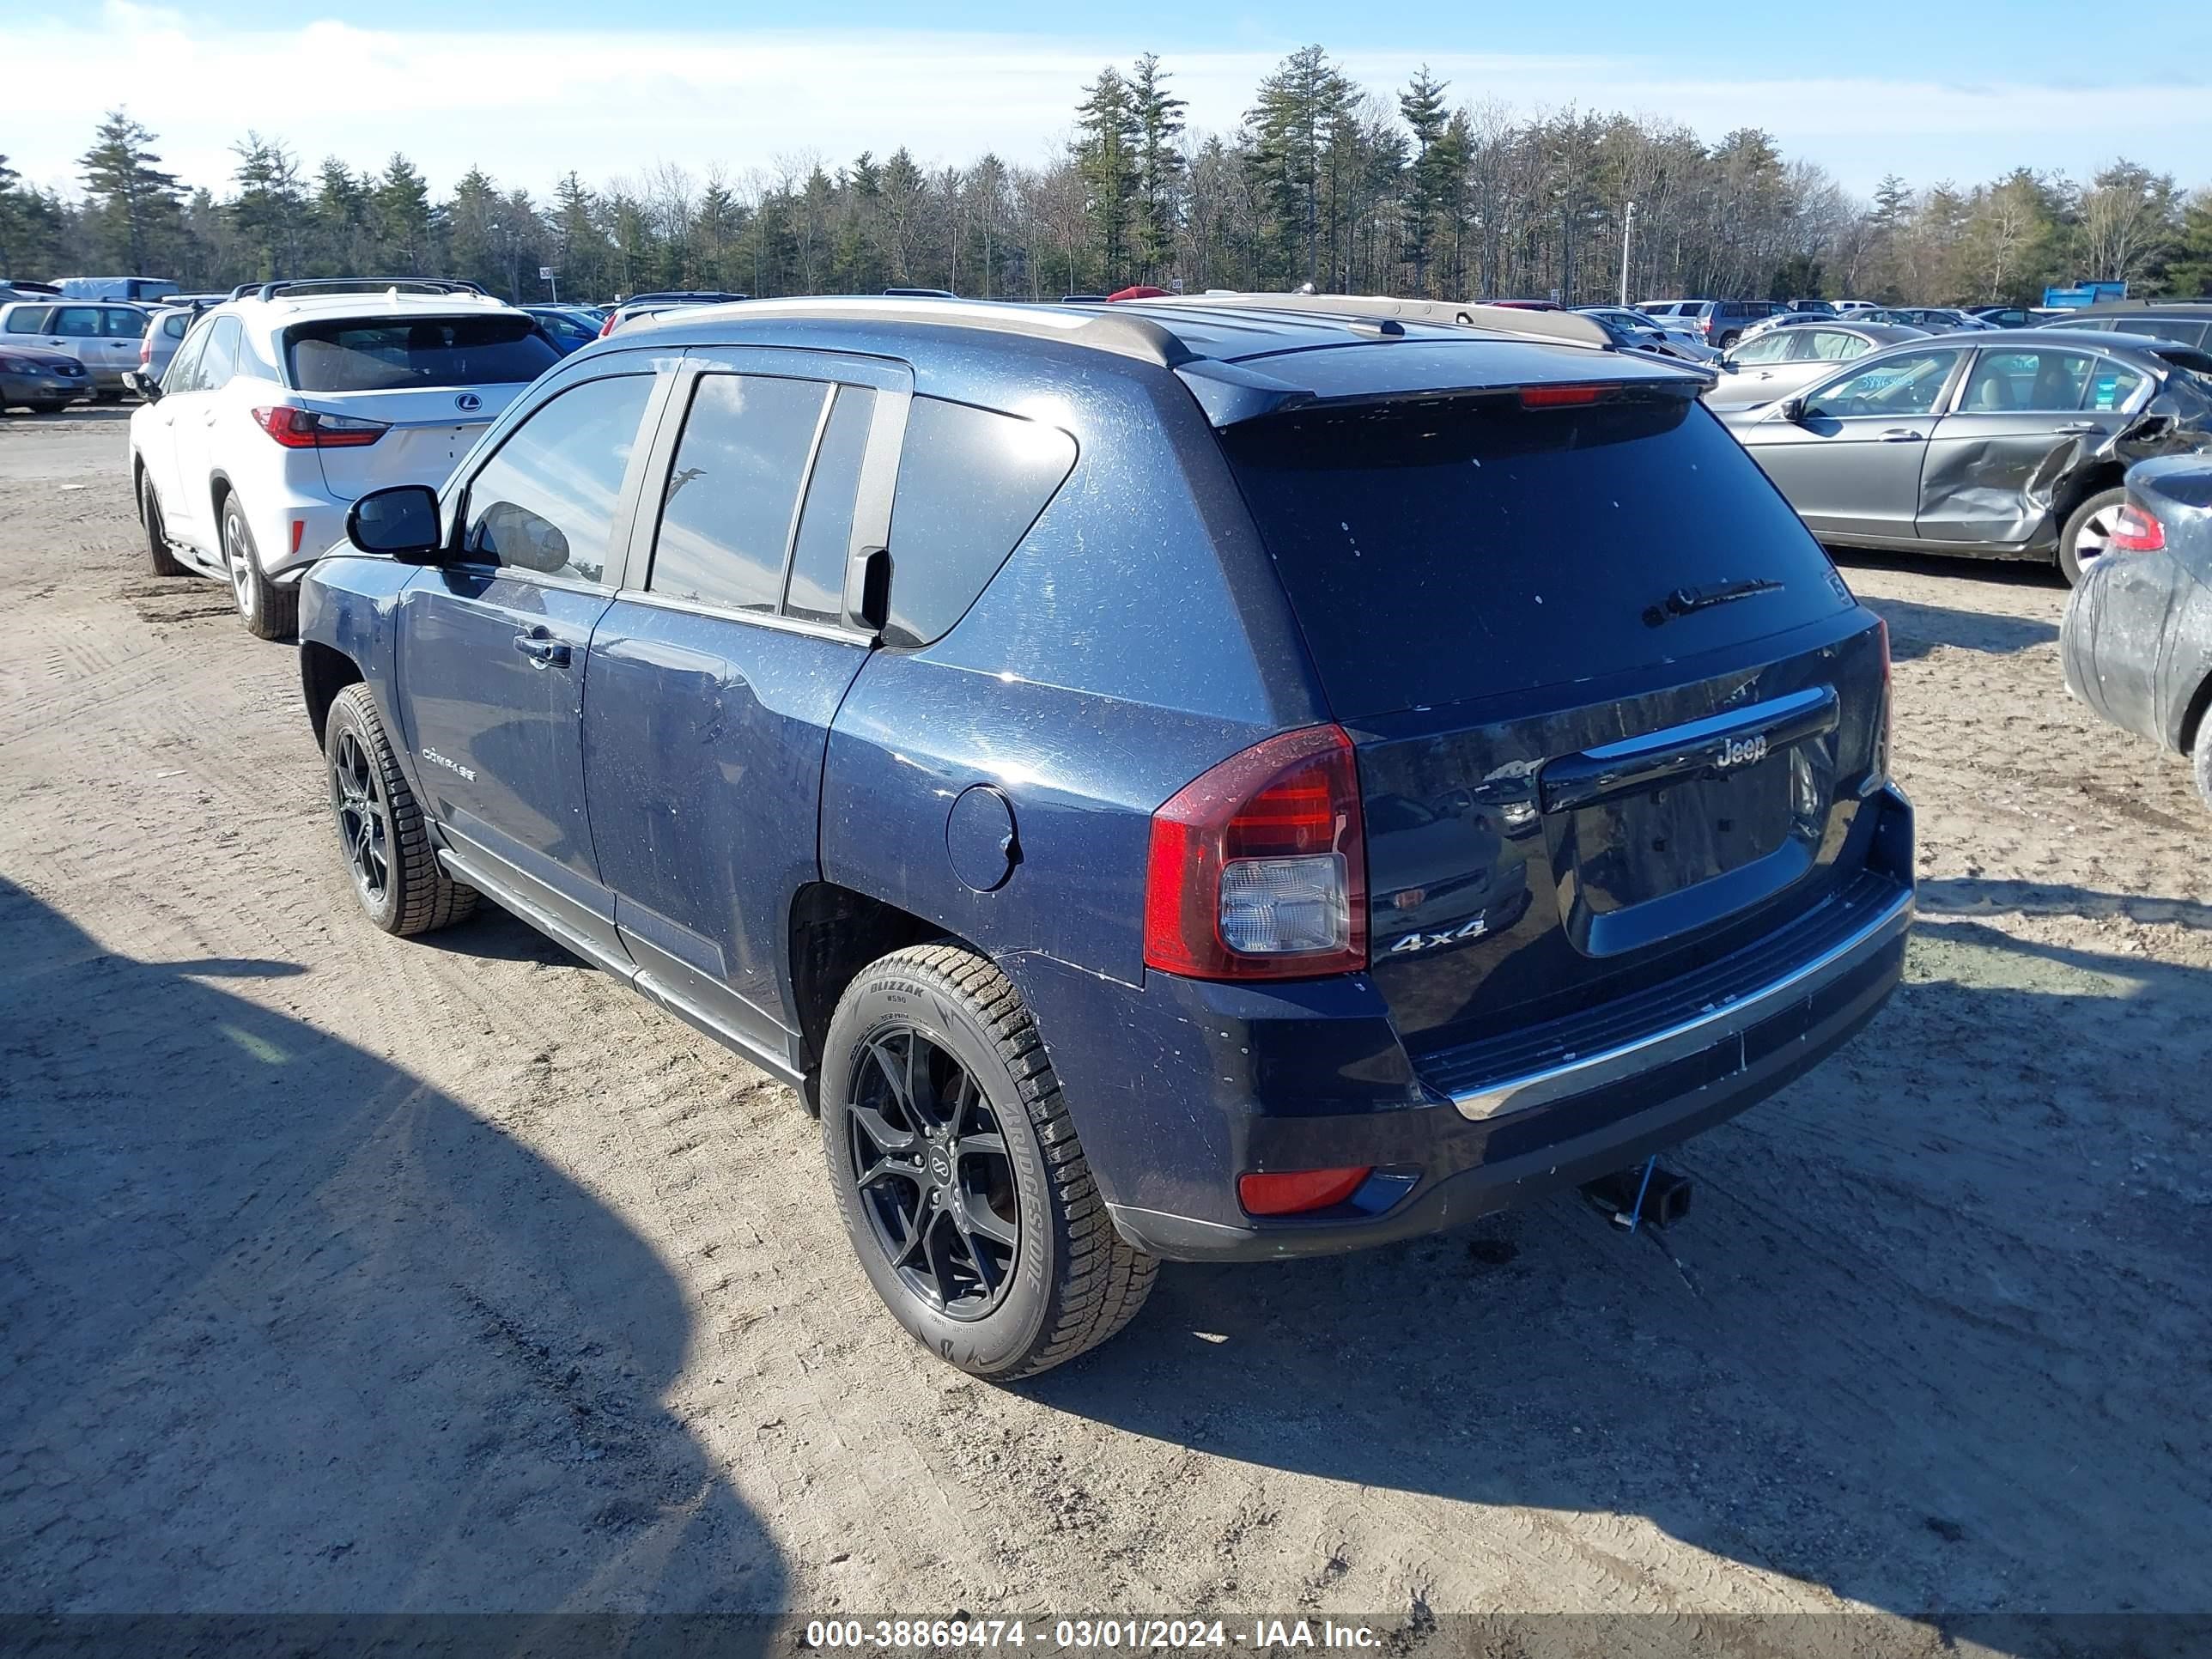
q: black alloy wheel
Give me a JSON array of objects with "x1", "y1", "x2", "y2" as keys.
[
  {"x1": 847, "y1": 1024, "x2": 1021, "y2": 1319},
  {"x1": 330, "y1": 722, "x2": 393, "y2": 911}
]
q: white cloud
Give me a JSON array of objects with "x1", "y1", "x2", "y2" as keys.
[{"x1": 13, "y1": 13, "x2": 2211, "y2": 201}]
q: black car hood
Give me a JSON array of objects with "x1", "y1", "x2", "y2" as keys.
[{"x1": 0, "y1": 345, "x2": 82, "y2": 368}]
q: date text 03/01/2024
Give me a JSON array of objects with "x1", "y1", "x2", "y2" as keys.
[{"x1": 803, "y1": 1619, "x2": 1382, "y2": 1650}]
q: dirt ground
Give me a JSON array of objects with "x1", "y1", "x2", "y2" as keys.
[{"x1": 3, "y1": 408, "x2": 2208, "y2": 1644}]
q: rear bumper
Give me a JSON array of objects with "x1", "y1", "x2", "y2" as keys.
[
  {"x1": 1026, "y1": 785, "x2": 1916, "y2": 1264},
  {"x1": 247, "y1": 492, "x2": 352, "y2": 580},
  {"x1": 2061, "y1": 550, "x2": 2208, "y2": 753}
]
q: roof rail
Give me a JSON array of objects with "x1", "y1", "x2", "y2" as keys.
[
  {"x1": 235, "y1": 277, "x2": 494, "y2": 303},
  {"x1": 1141, "y1": 291, "x2": 1613, "y2": 350},
  {"x1": 630, "y1": 294, "x2": 1194, "y2": 368}
]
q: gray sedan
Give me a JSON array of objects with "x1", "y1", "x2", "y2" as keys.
[
  {"x1": 1718, "y1": 329, "x2": 2212, "y2": 582},
  {"x1": 1702, "y1": 321, "x2": 1929, "y2": 410}
]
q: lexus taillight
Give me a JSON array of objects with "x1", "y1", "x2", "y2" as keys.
[
  {"x1": 251, "y1": 406, "x2": 387, "y2": 448},
  {"x1": 2109, "y1": 503, "x2": 2166, "y2": 553},
  {"x1": 1143, "y1": 725, "x2": 1367, "y2": 981}
]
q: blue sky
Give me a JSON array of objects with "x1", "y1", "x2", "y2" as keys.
[{"x1": 15, "y1": 0, "x2": 2212, "y2": 203}]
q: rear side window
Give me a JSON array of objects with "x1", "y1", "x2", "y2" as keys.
[
  {"x1": 884, "y1": 398, "x2": 1077, "y2": 647},
  {"x1": 1220, "y1": 391, "x2": 1852, "y2": 716},
  {"x1": 3, "y1": 307, "x2": 51, "y2": 333},
  {"x1": 161, "y1": 313, "x2": 189, "y2": 340},
  {"x1": 284, "y1": 314, "x2": 560, "y2": 392},
  {"x1": 649, "y1": 373, "x2": 828, "y2": 614},
  {"x1": 53, "y1": 307, "x2": 102, "y2": 338}
]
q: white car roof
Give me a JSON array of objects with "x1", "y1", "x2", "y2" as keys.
[{"x1": 211, "y1": 290, "x2": 527, "y2": 346}]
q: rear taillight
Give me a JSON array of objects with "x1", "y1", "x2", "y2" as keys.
[
  {"x1": 251, "y1": 406, "x2": 387, "y2": 449},
  {"x1": 139, "y1": 337, "x2": 152, "y2": 364},
  {"x1": 1143, "y1": 724, "x2": 1367, "y2": 981},
  {"x1": 2109, "y1": 503, "x2": 2166, "y2": 553},
  {"x1": 1238, "y1": 1167, "x2": 1373, "y2": 1217},
  {"x1": 599, "y1": 314, "x2": 618, "y2": 337}
]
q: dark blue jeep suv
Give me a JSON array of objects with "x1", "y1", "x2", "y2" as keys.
[{"x1": 301, "y1": 294, "x2": 1915, "y2": 1378}]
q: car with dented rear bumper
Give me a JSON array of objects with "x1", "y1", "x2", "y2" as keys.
[
  {"x1": 296, "y1": 293, "x2": 1913, "y2": 1376},
  {"x1": 2062, "y1": 458, "x2": 2212, "y2": 817}
]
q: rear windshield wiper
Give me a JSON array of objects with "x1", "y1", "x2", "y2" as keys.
[{"x1": 1644, "y1": 578, "x2": 1784, "y2": 628}]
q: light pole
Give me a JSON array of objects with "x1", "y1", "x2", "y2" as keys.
[{"x1": 1619, "y1": 200, "x2": 1636, "y2": 307}]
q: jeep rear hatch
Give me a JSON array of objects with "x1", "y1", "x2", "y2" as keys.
[{"x1": 1217, "y1": 381, "x2": 1894, "y2": 1063}]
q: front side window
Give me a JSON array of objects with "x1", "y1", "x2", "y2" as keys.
[
  {"x1": 1802, "y1": 349, "x2": 1963, "y2": 419},
  {"x1": 648, "y1": 374, "x2": 829, "y2": 614},
  {"x1": 100, "y1": 307, "x2": 146, "y2": 338},
  {"x1": 463, "y1": 374, "x2": 654, "y2": 586}
]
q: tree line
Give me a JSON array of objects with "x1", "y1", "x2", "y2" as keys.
[{"x1": 3, "y1": 46, "x2": 2208, "y2": 308}]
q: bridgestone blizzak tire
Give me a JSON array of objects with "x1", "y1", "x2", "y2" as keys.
[
  {"x1": 823, "y1": 943, "x2": 1158, "y2": 1380},
  {"x1": 323, "y1": 683, "x2": 478, "y2": 937},
  {"x1": 222, "y1": 491, "x2": 298, "y2": 641},
  {"x1": 139, "y1": 473, "x2": 188, "y2": 577}
]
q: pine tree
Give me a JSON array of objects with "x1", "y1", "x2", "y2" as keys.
[
  {"x1": 230, "y1": 132, "x2": 307, "y2": 281},
  {"x1": 1073, "y1": 67, "x2": 1140, "y2": 284},
  {"x1": 371, "y1": 154, "x2": 435, "y2": 272},
  {"x1": 1245, "y1": 46, "x2": 1353, "y2": 288},
  {"x1": 77, "y1": 111, "x2": 184, "y2": 274},
  {"x1": 1398, "y1": 67, "x2": 1451, "y2": 295},
  {"x1": 1128, "y1": 54, "x2": 1187, "y2": 283}
]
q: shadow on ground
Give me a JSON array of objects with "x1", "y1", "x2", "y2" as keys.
[
  {"x1": 0, "y1": 878, "x2": 783, "y2": 1622},
  {"x1": 1030, "y1": 885, "x2": 2212, "y2": 1620},
  {"x1": 1854, "y1": 593, "x2": 2059, "y2": 662}
]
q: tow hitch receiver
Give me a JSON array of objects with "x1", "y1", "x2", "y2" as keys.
[{"x1": 1582, "y1": 1160, "x2": 1693, "y2": 1231}]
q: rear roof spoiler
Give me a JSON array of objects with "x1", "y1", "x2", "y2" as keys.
[
  {"x1": 1146, "y1": 292, "x2": 1613, "y2": 350},
  {"x1": 235, "y1": 278, "x2": 493, "y2": 303}
]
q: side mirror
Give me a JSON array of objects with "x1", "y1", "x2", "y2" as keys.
[
  {"x1": 346, "y1": 484, "x2": 446, "y2": 562},
  {"x1": 1718, "y1": 355, "x2": 1738, "y2": 374},
  {"x1": 126, "y1": 370, "x2": 161, "y2": 403},
  {"x1": 846, "y1": 545, "x2": 892, "y2": 637},
  {"x1": 1778, "y1": 396, "x2": 1808, "y2": 424}
]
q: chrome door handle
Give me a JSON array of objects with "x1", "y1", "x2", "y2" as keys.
[
  {"x1": 1878, "y1": 428, "x2": 1923, "y2": 442},
  {"x1": 513, "y1": 631, "x2": 570, "y2": 667},
  {"x1": 2051, "y1": 422, "x2": 2099, "y2": 434}
]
